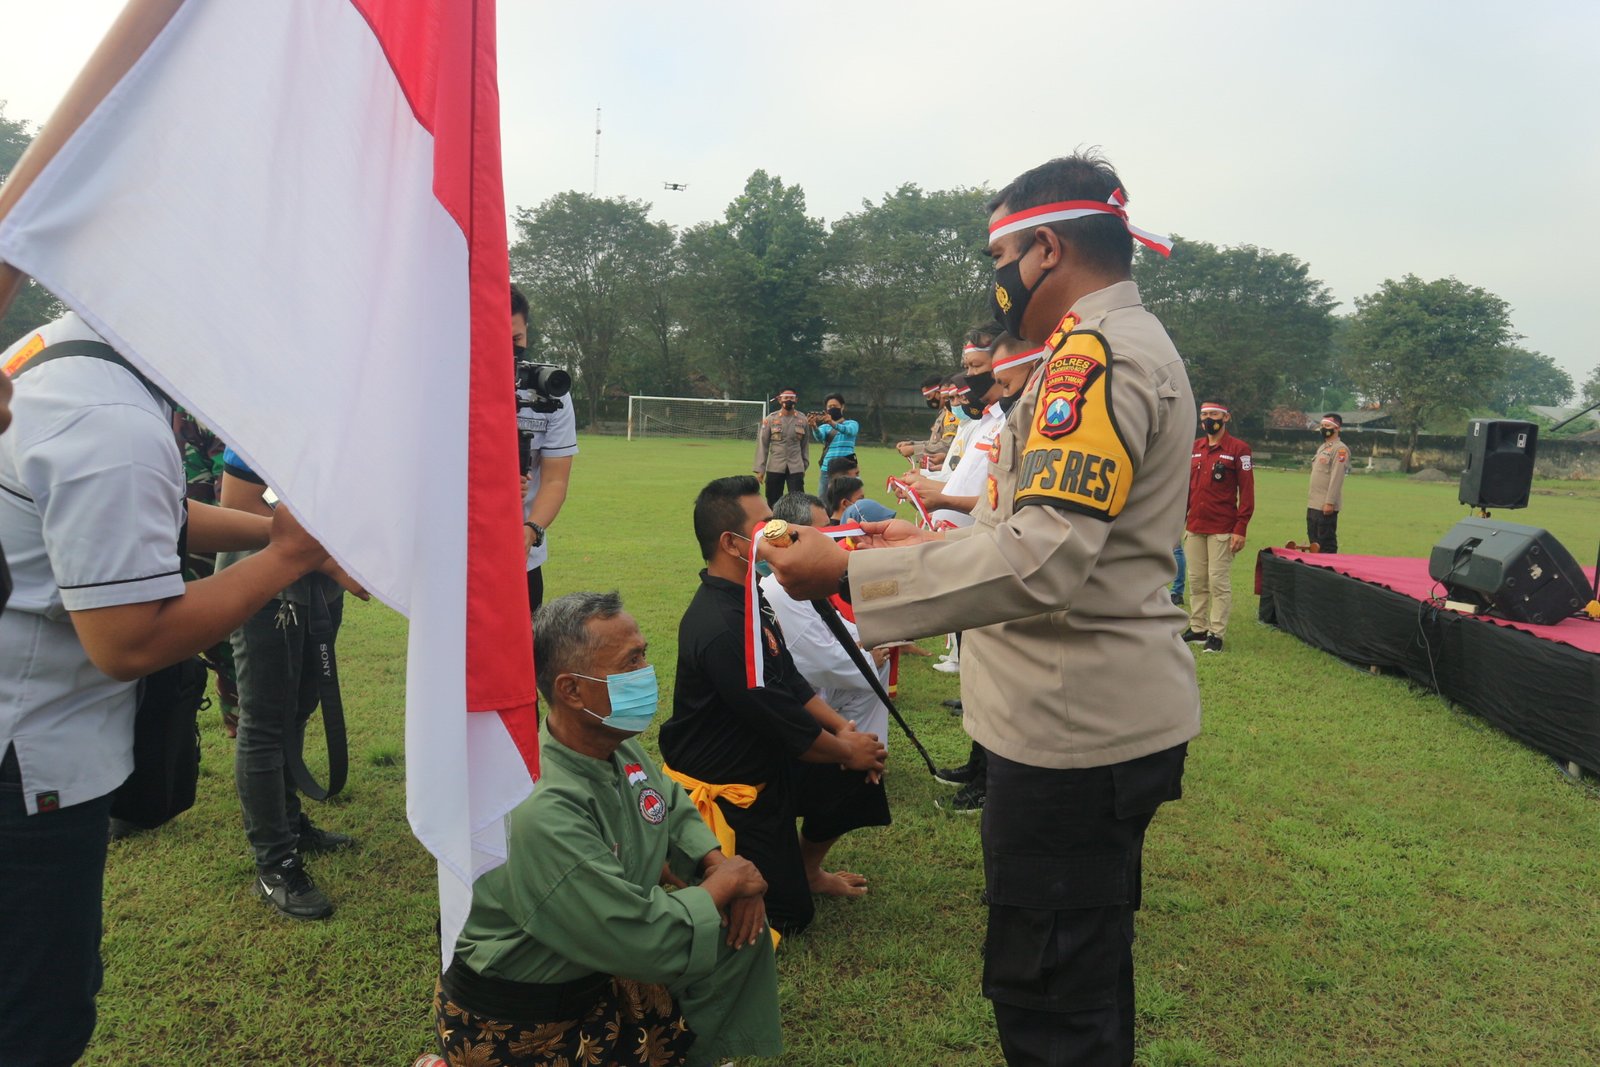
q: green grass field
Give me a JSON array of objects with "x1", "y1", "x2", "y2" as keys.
[{"x1": 86, "y1": 436, "x2": 1600, "y2": 1066}]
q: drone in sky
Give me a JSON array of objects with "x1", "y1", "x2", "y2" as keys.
[{"x1": 662, "y1": 182, "x2": 689, "y2": 191}]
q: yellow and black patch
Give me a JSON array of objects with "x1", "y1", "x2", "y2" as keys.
[
  {"x1": 2, "y1": 333, "x2": 46, "y2": 377},
  {"x1": 1014, "y1": 328, "x2": 1133, "y2": 521}
]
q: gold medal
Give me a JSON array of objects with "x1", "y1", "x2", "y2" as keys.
[{"x1": 761, "y1": 519, "x2": 795, "y2": 545}]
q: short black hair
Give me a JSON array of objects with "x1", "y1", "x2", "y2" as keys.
[
  {"x1": 826, "y1": 476, "x2": 865, "y2": 515},
  {"x1": 988, "y1": 150, "x2": 1134, "y2": 275},
  {"x1": 510, "y1": 284, "x2": 530, "y2": 320},
  {"x1": 920, "y1": 373, "x2": 944, "y2": 391},
  {"x1": 824, "y1": 393, "x2": 846, "y2": 407},
  {"x1": 826, "y1": 454, "x2": 859, "y2": 477},
  {"x1": 965, "y1": 320, "x2": 1004, "y2": 347},
  {"x1": 693, "y1": 475, "x2": 760, "y2": 561}
]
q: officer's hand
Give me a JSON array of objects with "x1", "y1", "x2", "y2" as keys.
[
  {"x1": 1322, "y1": 504, "x2": 1335, "y2": 515},
  {"x1": 267, "y1": 504, "x2": 331, "y2": 574},
  {"x1": 755, "y1": 471, "x2": 765, "y2": 485},
  {"x1": 1229, "y1": 533, "x2": 1246, "y2": 553},
  {"x1": 895, "y1": 441, "x2": 914, "y2": 458},
  {"x1": 856, "y1": 518, "x2": 941, "y2": 550},
  {"x1": 758, "y1": 524, "x2": 850, "y2": 601}
]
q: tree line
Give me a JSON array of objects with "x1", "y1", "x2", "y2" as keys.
[{"x1": 2, "y1": 103, "x2": 1594, "y2": 455}]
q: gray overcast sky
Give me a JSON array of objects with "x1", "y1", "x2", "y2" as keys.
[{"x1": 4, "y1": 1, "x2": 1597, "y2": 385}]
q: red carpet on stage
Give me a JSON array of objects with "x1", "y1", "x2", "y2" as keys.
[
  {"x1": 1258, "y1": 548, "x2": 1600, "y2": 773},
  {"x1": 1265, "y1": 549, "x2": 1600, "y2": 654}
]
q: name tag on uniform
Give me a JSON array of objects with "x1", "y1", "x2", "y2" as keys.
[{"x1": 518, "y1": 413, "x2": 548, "y2": 434}]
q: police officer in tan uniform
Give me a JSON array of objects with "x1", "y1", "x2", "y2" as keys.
[
  {"x1": 1307, "y1": 413, "x2": 1350, "y2": 553},
  {"x1": 754, "y1": 389, "x2": 810, "y2": 508},
  {"x1": 762, "y1": 152, "x2": 1199, "y2": 1067}
]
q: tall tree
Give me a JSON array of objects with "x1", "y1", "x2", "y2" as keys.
[
  {"x1": 1486, "y1": 346, "x2": 1572, "y2": 411},
  {"x1": 1584, "y1": 365, "x2": 1600, "y2": 407},
  {"x1": 509, "y1": 193, "x2": 666, "y2": 426},
  {"x1": 678, "y1": 171, "x2": 826, "y2": 399},
  {"x1": 1345, "y1": 275, "x2": 1514, "y2": 469},
  {"x1": 0, "y1": 104, "x2": 60, "y2": 349},
  {"x1": 820, "y1": 184, "x2": 990, "y2": 438},
  {"x1": 618, "y1": 224, "x2": 688, "y2": 397},
  {"x1": 1135, "y1": 238, "x2": 1338, "y2": 423}
]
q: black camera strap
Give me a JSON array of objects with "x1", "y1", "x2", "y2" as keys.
[
  {"x1": 808, "y1": 597, "x2": 939, "y2": 776},
  {"x1": 286, "y1": 573, "x2": 348, "y2": 801}
]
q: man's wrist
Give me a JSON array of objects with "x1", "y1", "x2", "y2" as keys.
[
  {"x1": 524, "y1": 520, "x2": 545, "y2": 547},
  {"x1": 835, "y1": 564, "x2": 852, "y2": 604}
]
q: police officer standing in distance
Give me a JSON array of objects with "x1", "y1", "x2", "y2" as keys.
[
  {"x1": 1180, "y1": 402, "x2": 1254, "y2": 653},
  {"x1": 1307, "y1": 414, "x2": 1349, "y2": 553},
  {"x1": 754, "y1": 389, "x2": 809, "y2": 508},
  {"x1": 760, "y1": 151, "x2": 1199, "y2": 1067}
]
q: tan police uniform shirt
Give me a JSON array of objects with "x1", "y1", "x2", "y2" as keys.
[
  {"x1": 910, "y1": 408, "x2": 958, "y2": 466},
  {"x1": 754, "y1": 410, "x2": 809, "y2": 476},
  {"x1": 1307, "y1": 437, "x2": 1350, "y2": 511},
  {"x1": 849, "y1": 280, "x2": 1201, "y2": 770}
]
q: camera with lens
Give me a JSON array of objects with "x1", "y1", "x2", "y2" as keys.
[{"x1": 515, "y1": 360, "x2": 572, "y2": 476}]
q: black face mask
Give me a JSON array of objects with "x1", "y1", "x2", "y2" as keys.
[
  {"x1": 990, "y1": 248, "x2": 1048, "y2": 338},
  {"x1": 1321, "y1": 426, "x2": 1336, "y2": 438},
  {"x1": 781, "y1": 401, "x2": 795, "y2": 410},
  {"x1": 963, "y1": 370, "x2": 996, "y2": 402},
  {"x1": 827, "y1": 407, "x2": 844, "y2": 419},
  {"x1": 998, "y1": 391, "x2": 1021, "y2": 415},
  {"x1": 926, "y1": 398, "x2": 941, "y2": 410},
  {"x1": 1201, "y1": 418, "x2": 1222, "y2": 435},
  {"x1": 961, "y1": 400, "x2": 985, "y2": 419},
  {"x1": 512, "y1": 344, "x2": 526, "y2": 361}
]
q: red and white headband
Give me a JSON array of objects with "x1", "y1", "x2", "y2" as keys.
[
  {"x1": 992, "y1": 344, "x2": 1049, "y2": 373},
  {"x1": 988, "y1": 188, "x2": 1172, "y2": 257},
  {"x1": 1199, "y1": 404, "x2": 1229, "y2": 416},
  {"x1": 776, "y1": 390, "x2": 797, "y2": 401},
  {"x1": 962, "y1": 343, "x2": 990, "y2": 357},
  {"x1": 921, "y1": 384, "x2": 941, "y2": 397},
  {"x1": 1319, "y1": 416, "x2": 1340, "y2": 429}
]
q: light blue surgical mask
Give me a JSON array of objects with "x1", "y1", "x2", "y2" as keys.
[
  {"x1": 573, "y1": 665, "x2": 659, "y2": 734},
  {"x1": 731, "y1": 532, "x2": 774, "y2": 577}
]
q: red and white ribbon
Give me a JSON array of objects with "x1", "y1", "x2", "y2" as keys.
[
  {"x1": 988, "y1": 188, "x2": 1172, "y2": 257},
  {"x1": 819, "y1": 522, "x2": 866, "y2": 541},
  {"x1": 775, "y1": 390, "x2": 797, "y2": 401},
  {"x1": 993, "y1": 343, "x2": 1049, "y2": 374},
  {"x1": 886, "y1": 476, "x2": 935, "y2": 529},
  {"x1": 962, "y1": 343, "x2": 990, "y2": 357},
  {"x1": 920, "y1": 384, "x2": 940, "y2": 398},
  {"x1": 745, "y1": 520, "x2": 771, "y2": 689},
  {"x1": 1200, "y1": 403, "x2": 1230, "y2": 416}
]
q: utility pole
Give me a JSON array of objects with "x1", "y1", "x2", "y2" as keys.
[{"x1": 591, "y1": 106, "x2": 601, "y2": 196}]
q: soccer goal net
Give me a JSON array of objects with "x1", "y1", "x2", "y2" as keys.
[{"x1": 627, "y1": 395, "x2": 768, "y2": 441}]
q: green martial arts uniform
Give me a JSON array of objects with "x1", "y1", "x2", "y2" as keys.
[{"x1": 454, "y1": 724, "x2": 782, "y2": 1065}]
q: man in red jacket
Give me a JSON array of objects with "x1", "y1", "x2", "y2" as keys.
[{"x1": 1182, "y1": 401, "x2": 1254, "y2": 653}]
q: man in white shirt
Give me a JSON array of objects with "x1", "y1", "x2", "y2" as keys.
[
  {"x1": 0, "y1": 310, "x2": 345, "y2": 1066},
  {"x1": 512, "y1": 286, "x2": 578, "y2": 615}
]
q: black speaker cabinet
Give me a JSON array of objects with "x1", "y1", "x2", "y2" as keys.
[
  {"x1": 1458, "y1": 419, "x2": 1537, "y2": 509},
  {"x1": 1428, "y1": 517, "x2": 1592, "y2": 625}
]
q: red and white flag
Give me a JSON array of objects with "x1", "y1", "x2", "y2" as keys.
[{"x1": 0, "y1": 0, "x2": 538, "y2": 959}]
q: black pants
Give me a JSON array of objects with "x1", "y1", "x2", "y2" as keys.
[
  {"x1": 0, "y1": 745, "x2": 114, "y2": 1066},
  {"x1": 718, "y1": 779, "x2": 812, "y2": 935},
  {"x1": 982, "y1": 744, "x2": 1187, "y2": 1067},
  {"x1": 526, "y1": 565, "x2": 545, "y2": 616},
  {"x1": 763, "y1": 470, "x2": 805, "y2": 509},
  {"x1": 1306, "y1": 508, "x2": 1340, "y2": 554}
]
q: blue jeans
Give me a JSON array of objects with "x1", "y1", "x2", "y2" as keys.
[
  {"x1": 0, "y1": 745, "x2": 114, "y2": 1066},
  {"x1": 1170, "y1": 544, "x2": 1186, "y2": 597},
  {"x1": 232, "y1": 592, "x2": 343, "y2": 870}
]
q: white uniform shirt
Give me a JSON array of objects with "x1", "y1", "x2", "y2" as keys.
[
  {"x1": 0, "y1": 313, "x2": 185, "y2": 814},
  {"x1": 932, "y1": 403, "x2": 1005, "y2": 529},
  {"x1": 934, "y1": 413, "x2": 984, "y2": 481},
  {"x1": 517, "y1": 394, "x2": 579, "y2": 571},
  {"x1": 759, "y1": 573, "x2": 889, "y2": 743}
]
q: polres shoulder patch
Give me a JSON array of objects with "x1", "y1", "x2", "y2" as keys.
[{"x1": 1015, "y1": 329, "x2": 1132, "y2": 521}]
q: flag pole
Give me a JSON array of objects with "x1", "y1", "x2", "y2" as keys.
[{"x1": 0, "y1": 0, "x2": 187, "y2": 322}]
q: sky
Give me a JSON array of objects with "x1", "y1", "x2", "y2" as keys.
[{"x1": 3, "y1": 0, "x2": 1597, "y2": 386}]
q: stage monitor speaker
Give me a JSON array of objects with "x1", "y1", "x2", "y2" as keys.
[
  {"x1": 1428, "y1": 517, "x2": 1592, "y2": 625},
  {"x1": 1458, "y1": 419, "x2": 1537, "y2": 509}
]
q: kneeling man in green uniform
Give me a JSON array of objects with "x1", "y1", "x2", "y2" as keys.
[{"x1": 434, "y1": 591, "x2": 782, "y2": 1067}]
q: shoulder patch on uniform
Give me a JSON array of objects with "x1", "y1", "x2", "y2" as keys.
[
  {"x1": 3, "y1": 333, "x2": 46, "y2": 377},
  {"x1": 1335, "y1": 447, "x2": 1348, "y2": 461},
  {"x1": 1015, "y1": 329, "x2": 1133, "y2": 521},
  {"x1": 1240, "y1": 455, "x2": 1252, "y2": 471}
]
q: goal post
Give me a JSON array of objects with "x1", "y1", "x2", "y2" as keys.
[{"x1": 627, "y1": 395, "x2": 768, "y2": 441}]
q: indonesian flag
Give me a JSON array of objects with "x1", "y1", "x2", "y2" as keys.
[{"x1": 0, "y1": 0, "x2": 538, "y2": 961}]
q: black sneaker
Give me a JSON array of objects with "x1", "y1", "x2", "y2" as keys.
[
  {"x1": 940, "y1": 698, "x2": 963, "y2": 710},
  {"x1": 256, "y1": 854, "x2": 333, "y2": 920},
  {"x1": 1180, "y1": 628, "x2": 1206, "y2": 643},
  {"x1": 1202, "y1": 635, "x2": 1225, "y2": 653},
  {"x1": 936, "y1": 781, "x2": 986, "y2": 813},
  {"x1": 296, "y1": 814, "x2": 356, "y2": 855},
  {"x1": 1170, "y1": 591, "x2": 1184, "y2": 606},
  {"x1": 933, "y1": 763, "x2": 978, "y2": 787}
]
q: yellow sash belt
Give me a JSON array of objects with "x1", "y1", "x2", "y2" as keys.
[{"x1": 659, "y1": 764, "x2": 780, "y2": 948}]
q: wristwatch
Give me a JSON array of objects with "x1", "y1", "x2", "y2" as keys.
[{"x1": 524, "y1": 521, "x2": 546, "y2": 548}]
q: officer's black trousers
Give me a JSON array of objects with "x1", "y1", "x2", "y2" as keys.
[
  {"x1": 763, "y1": 470, "x2": 805, "y2": 509},
  {"x1": 1305, "y1": 508, "x2": 1340, "y2": 554},
  {"x1": 981, "y1": 743, "x2": 1187, "y2": 1067}
]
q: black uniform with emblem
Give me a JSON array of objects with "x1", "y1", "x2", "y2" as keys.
[{"x1": 661, "y1": 571, "x2": 889, "y2": 935}]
